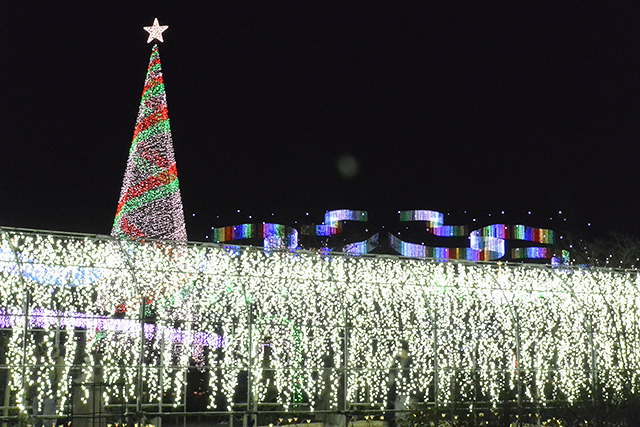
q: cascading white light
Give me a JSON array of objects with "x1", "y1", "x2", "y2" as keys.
[{"x1": 0, "y1": 228, "x2": 638, "y2": 419}]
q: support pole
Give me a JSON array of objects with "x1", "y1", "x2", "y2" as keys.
[
  {"x1": 2, "y1": 229, "x2": 30, "y2": 420},
  {"x1": 587, "y1": 315, "x2": 597, "y2": 406},
  {"x1": 115, "y1": 238, "x2": 140, "y2": 427},
  {"x1": 433, "y1": 304, "x2": 438, "y2": 409},
  {"x1": 158, "y1": 327, "x2": 164, "y2": 427},
  {"x1": 137, "y1": 295, "x2": 145, "y2": 425},
  {"x1": 343, "y1": 291, "x2": 349, "y2": 417},
  {"x1": 515, "y1": 312, "x2": 522, "y2": 418},
  {"x1": 246, "y1": 298, "x2": 253, "y2": 427}
]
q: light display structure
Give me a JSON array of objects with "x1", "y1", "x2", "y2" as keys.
[
  {"x1": 112, "y1": 44, "x2": 187, "y2": 241},
  {"x1": 1, "y1": 227, "x2": 639, "y2": 425},
  {"x1": 218, "y1": 209, "x2": 554, "y2": 260}
]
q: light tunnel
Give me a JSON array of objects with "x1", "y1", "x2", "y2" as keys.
[{"x1": 0, "y1": 227, "x2": 638, "y2": 421}]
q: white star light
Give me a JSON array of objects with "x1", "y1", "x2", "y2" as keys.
[{"x1": 144, "y1": 18, "x2": 168, "y2": 43}]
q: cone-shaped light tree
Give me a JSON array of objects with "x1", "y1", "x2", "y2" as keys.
[{"x1": 112, "y1": 21, "x2": 187, "y2": 241}]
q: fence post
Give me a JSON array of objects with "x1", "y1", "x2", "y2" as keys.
[
  {"x1": 433, "y1": 304, "x2": 438, "y2": 409},
  {"x1": 343, "y1": 287, "x2": 349, "y2": 418},
  {"x1": 587, "y1": 314, "x2": 597, "y2": 406},
  {"x1": 138, "y1": 295, "x2": 145, "y2": 425},
  {"x1": 247, "y1": 302, "x2": 253, "y2": 427},
  {"x1": 158, "y1": 326, "x2": 164, "y2": 427},
  {"x1": 2, "y1": 229, "x2": 30, "y2": 421},
  {"x1": 515, "y1": 311, "x2": 522, "y2": 419}
]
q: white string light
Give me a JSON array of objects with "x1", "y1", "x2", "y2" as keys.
[{"x1": 1, "y1": 228, "x2": 639, "y2": 416}]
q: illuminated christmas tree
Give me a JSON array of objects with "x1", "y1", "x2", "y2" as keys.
[{"x1": 112, "y1": 20, "x2": 187, "y2": 241}]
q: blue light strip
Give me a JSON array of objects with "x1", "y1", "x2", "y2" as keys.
[
  {"x1": 431, "y1": 225, "x2": 467, "y2": 237},
  {"x1": 315, "y1": 224, "x2": 341, "y2": 236},
  {"x1": 512, "y1": 247, "x2": 552, "y2": 259},
  {"x1": 324, "y1": 209, "x2": 368, "y2": 227},
  {"x1": 396, "y1": 212, "x2": 554, "y2": 261},
  {"x1": 390, "y1": 234, "x2": 494, "y2": 261},
  {"x1": 0, "y1": 248, "x2": 103, "y2": 286},
  {"x1": 212, "y1": 223, "x2": 299, "y2": 249}
]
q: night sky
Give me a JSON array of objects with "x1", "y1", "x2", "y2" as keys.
[{"x1": 2, "y1": 3, "x2": 640, "y2": 241}]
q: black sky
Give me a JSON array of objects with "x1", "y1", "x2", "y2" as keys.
[{"x1": 2, "y1": 3, "x2": 640, "y2": 241}]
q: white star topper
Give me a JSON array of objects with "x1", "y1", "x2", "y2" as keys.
[{"x1": 144, "y1": 18, "x2": 168, "y2": 43}]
